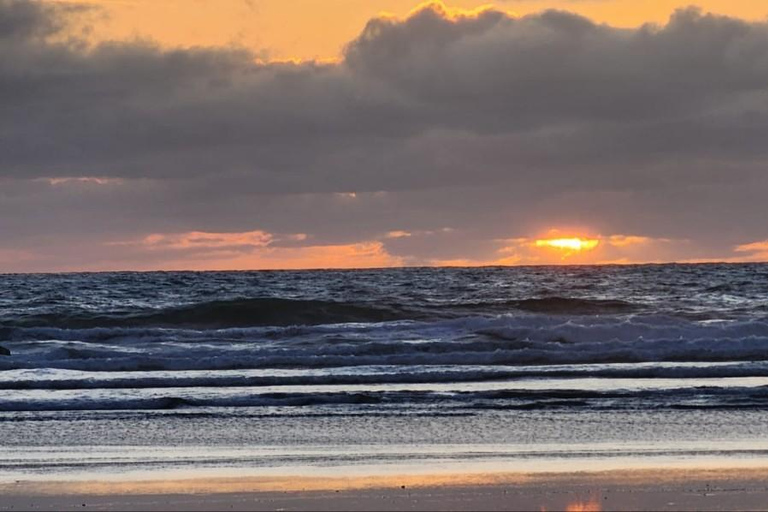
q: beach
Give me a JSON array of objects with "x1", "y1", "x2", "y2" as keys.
[{"x1": 4, "y1": 468, "x2": 768, "y2": 511}]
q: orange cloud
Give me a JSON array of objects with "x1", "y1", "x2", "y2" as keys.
[
  {"x1": 735, "y1": 240, "x2": 768, "y2": 254},
  {"x1": 385, "y1": 230, "x2": 413, "y2": 239},
  {"x1": 139, "y1": 230, "x2": 274, "y2": 250},
  {"x1": 157, "y1": 241, "x2": 403, "y2": 271},
  {"x1": 678, "y1": 239, "x2": 768, "y2": 264},
  {"x1": 106, "y1": 229, "x2": 402, "y2": 270},
  {"x1": 722, "y1": 239, "x2": 768, "y2": 262}
]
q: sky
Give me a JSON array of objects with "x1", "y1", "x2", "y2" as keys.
[{"x1": 3, "y1": 0, "x2": 768, "y2": 271}]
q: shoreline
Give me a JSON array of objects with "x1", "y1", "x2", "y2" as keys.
[{"x1": 3, "y1": 467, "x2": 768, "y2": 511}]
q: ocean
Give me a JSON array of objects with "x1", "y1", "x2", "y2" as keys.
[{"x1": 3, "y1": 264, "x2": 768, "y2": 482}]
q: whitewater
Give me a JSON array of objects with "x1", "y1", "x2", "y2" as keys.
[{"x1": 3, "y1": 264, "x2": 768, "y2": 481}]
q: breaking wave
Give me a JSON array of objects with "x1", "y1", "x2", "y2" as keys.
[
  {"x1": 3, "y1": 384, "x2": 768, "y2": 412},
  {"x1": 2, "y1": 266, "x2": 768, "y2": 416},
  {"x1": 4, "y1": 314, "x2": 768, "y2": 373}
]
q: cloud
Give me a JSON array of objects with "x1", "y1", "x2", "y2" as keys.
[
  {"x1": 194, "y1": 241, "x2": 402, "y2": 271},
  {"x1": 2, "y1": 0, "x2": 768, "y2": 269},
  {"x1": 0, "y1": 0, "x2": 83, "y2": 40},
  {"x1": 727, "y1": 239, "x2": 768, "y2": 262},
  {"x1": 42, "y1": 177, "x2": 124, "y2": 186},
  {"x1": 127, "y1": 230, "x2": 274, "y2": 250},
  {"x1": 108, "y1": 236, "x2": 403, "y2": 271},
  {"x1": 385, "y1": 230, "x2": 412, "y2": 239},
  {"x1": 735, "y1": 240, "x2": 768, "y2": 253},
  {"x1": 6, "y1": 1, "x2": 768, "y2": 186}
]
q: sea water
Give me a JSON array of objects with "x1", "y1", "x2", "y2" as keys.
[{"x1": 2, "y1": 264, "x2": 768, "y2": 481}]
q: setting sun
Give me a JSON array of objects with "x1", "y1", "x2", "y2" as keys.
[{"x1": 535, "y1": 238, "x2": 600, "y2": 251}]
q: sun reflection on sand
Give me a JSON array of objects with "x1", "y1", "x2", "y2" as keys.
[
  {"x1": 565, "y1": 496, "x2": 603, "y2": 512},
  {"x1": 540, "y1": 495, "x2": 602, "y2": 512}
]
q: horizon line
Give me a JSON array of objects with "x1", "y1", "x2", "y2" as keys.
[{"x1": 2, "y1": 259, "x2": 765, "y2": 276}]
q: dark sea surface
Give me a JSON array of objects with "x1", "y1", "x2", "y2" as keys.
[{"x1": 3, "y1": 264, "x2": 768, "y2": 480}]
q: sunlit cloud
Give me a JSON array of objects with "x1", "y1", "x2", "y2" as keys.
[
  {"x1": 735, "y1": 240, "x2": 768, "y2": 254},
  {"x1": 726, "y1": 240, "x2": 768, "y2": 262},
  {"x1": 39, "y1": 177, "x2": 124, "y2": 186},
  {"x1": 113, "y1": 230, "x2": 275, "y2": 250},
  {"x1": 149, "y1": 241, "x2": 403, "y2": 271},
  {"x1": 148, "y1": 231, "x2": 271, "y2": 250},
  {"x1": 679, "y1": 239, "x2": 768, "y2": 264},
  {"x1": 102, "y1": 229, "x2": 403, "y2": 270},
  {"x1": 406, "y1": 1, "x2": 508, "y2": 20},
  {"x1": 385, "y1": 230, "x2": 413, "y2": 239},
  {"x1": 214, "y1": 241, "x2": 403, "y2": 270}
]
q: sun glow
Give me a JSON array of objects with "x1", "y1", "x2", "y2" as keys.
[{"x1": 535, "y1": 238, "x2": 600, "y2": 251}]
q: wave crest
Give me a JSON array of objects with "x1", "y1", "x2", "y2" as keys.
[
  {"x1": 510, "y1": 297, "x2": 638, "y2": 315},
  {"x1": 4, "y1": 298, "x2": 414, "y2": 329}
]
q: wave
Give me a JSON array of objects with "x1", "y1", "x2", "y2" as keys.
[
  {"x1": 0, "y1": 296, "x2": 649, "y2": 332},
  {"x1": 5, "y1": 315, "x2": 768, "y2": 372},
  {"x1": 2, "y1": 385, "x2": 767, "y2": 412},
  {"x1": 4, "y1": 362, "x2": 768, "y2": 390},
  {"x1": 0, "y1": 368, "x2": 521, "y2": 390},
  {"x1": 10, "y1": 314, "x2": 768, "y2": 352},
  {"x1": 422, "y1": 297, "x2": 641, "y2": 316},
  {"x1": 1, "y1": 298, "x2": 417, "y2": 329},
  {"x1": 9, "y1": 312, "x2": 768, "y2": 343},
  {"x1": 509, "y1": 298, "x2": 639, "y2": 315},
  {"x1": 4, "y1": 339, "x2": 768, "y2": 372}
]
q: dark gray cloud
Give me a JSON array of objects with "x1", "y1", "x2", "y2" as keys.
[
  {"x1": 2, "y1": 0, "x2": 768, "y2": 270},
  {"x1": 0, "y1": 0, "x2": 71, "y2": 39}
]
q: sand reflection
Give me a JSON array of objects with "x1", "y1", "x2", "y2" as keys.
[{"x1": 565, "y1": 496, "x2": 602, "y2": 511}]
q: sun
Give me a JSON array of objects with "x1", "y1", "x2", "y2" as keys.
[{"x1": 535, "y1": 237, "x2": 600, "y2": 251}]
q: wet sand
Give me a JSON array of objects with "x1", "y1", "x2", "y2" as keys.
[{"x1": 2, "y1": 467, "x2": 768, "y2": 511}]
